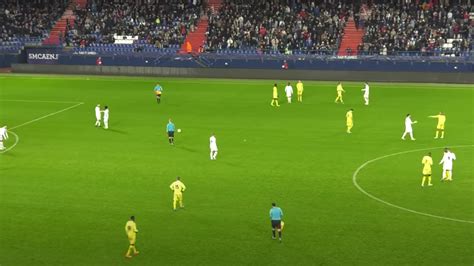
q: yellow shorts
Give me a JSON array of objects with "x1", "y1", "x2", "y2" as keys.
[
  {"x1": 437, "y1": 124, "x2": 445, "y2": 130},
  {"x1": 173, "y1": 193, "x2": 183, "y2": 202},
  {"x1": 423, "y1": 169, "x2": 431, "y2": 175},
  {"x1": 337, "y1": 92, "x2": 342, "y2": 97},
  {"x1": 347, "y1": 121, "x2": 353, "y2": 127},
  {"x1": 128, "y1": 235, "x2": 136, "y2": 245}
]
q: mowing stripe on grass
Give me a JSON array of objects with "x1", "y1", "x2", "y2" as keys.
[
  {"x1": 1, "y1": 99, "x2": 84, "y2": 104},
  {"x1": 353, "y1": 144, "x2": 474, "y2": 224},
  {"x1": 2, "y1": 74, "x2": 473, "y2": 88}
]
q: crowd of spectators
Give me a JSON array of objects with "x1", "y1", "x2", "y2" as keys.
[
  {"x1": 360, "y1": 1, "x2": 472, "y2": 56},
  {"x1": 67, "y1": 0, "x2": 202, "y2": 48},
  {"x1": 0, "y1": 0, "x2": 66, "y2": 42},
  {"x1": 205, "y1": 0, "x2": 357, "y2": 54},
  {"x1": 1, "y1": 0, "x2": 471, "y2": 58}
]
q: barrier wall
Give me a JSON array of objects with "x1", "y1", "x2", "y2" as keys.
[
  {"x1": 12, "y1": 63, "x2": 474, "y2": 84},
  {"x1": 55, "y1": 53, "x2": 473, "y2": 73},
  {"x1": 0, "y1": 53, "x2": 22, "y2": 68}
]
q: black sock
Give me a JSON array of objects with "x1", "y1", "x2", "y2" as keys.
[
  {"x1": 278, "y1": 231, "x2": 281, "y2": 238},
  {"x1": 272, "y1": 230, "x2": 276, "y2": 237},
  {"x1": 169, "y1": 138, "x2": 171, "y2": 144}
]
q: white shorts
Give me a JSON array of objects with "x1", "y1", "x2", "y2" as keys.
[
  {"x1": 210, "y1": 145, "x2": 218, "y2": 151},
  {"x1": 96, "y1": 115, "x2": 101, "y2": 120}
]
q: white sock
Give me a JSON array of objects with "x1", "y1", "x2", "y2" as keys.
[{"x1": 0, "y1": 141, "x2": 4, "y2": 149}]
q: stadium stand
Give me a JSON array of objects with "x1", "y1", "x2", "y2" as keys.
[
  {"x1": 0, "y1": 0, "x2": 67, "y2": 52},
  {"x1": 359, "y1": 1, "x2": 472, "y2": 56},
  {"x1": 0, "y1": 0, "x2": 471, "y2": 59},
  {"x1": 205, "y1": 0, "x2": 354, "y2": 55},
  {"x1": 67, "y1": 0, "x2": 202, "y2": 50}
]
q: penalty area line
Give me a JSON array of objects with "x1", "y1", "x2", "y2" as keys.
[
  {"x1": 352, "y1": 144, "x2": 474, "y2": 224},
  {"x1": 10, "y1": 102, "x2": 84, "y2": 130}
]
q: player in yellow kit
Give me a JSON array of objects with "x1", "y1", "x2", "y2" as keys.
[
  {"x1": 271, "y1": 83, "x2": 280, "y2": 107},
  {"x1": 335, "y1": 82, "x2": 345, "y2": 104},
  {"x1": 346, "y1": 109, "x2": 353, "y2": 133},
  {"x1": 428, "y1": 112, "x2": 446, "y2": 139},
  {"x1": 170, "y1": 176, "x2": 186, "y2": 210},
  {"x1": 296, "y1": 80, "x2": 304, "y2": 102},
  {"x1": 421, "y1": 152, "x2": 433, "y2": 187},
  {"x1": 124, "y1": 216, "x2": 139, "y2": 258}
]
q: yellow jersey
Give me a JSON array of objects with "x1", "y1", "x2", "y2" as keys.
[
  {"x1": 422, "y1": 155, "x2": 433, "y2": 173},
  {"x1": 296, "y1": 82, "x2": 303, "y2": 94},
  {"x1": 434, "y1": 114, "x2": 446, "y2": 127},
  {"x1": 272, "y1": 86, "x2": 278, "y2": 98},
  {"x1": 170, "y1": 180, "x2": 186, "y2": 194},
  {"x1": 346, "y1": 110, "x2": 353, "y2": 122},
  {"x1": 337, "y1": 84, "x2": 344, "y2": 93},
  {"x1": 125, "y1": 220, "x2": 138, "y2": 237}
]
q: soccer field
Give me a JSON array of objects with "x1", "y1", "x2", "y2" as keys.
[{"x1": 0, "y1": 74, "x2": 473, "y2": 265}]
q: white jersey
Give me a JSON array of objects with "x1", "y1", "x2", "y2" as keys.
[
  {"x1": 95, "y1": 106, "x2": 101, "y2": 120},
  {"x1": 285, "y1": 85, "x2": 293, "y2": 97},
  {"x1": 362, "y1": 84, "x2": 369, "y2": 97},
  {"x1": 0, "y1": 126, "x2": 8, "y2": 141},
  {"x1": 405, "y1": 117, "x2": 414, "y2": 132},
  {"x1": 209, "y1": 136, "x2": 218, "y2": 151},
  {"x1": 103, "y1": 109, "x2": 109, "y2": 121},
  {"x1": 440, "y1": 152, "x2": 456, "y2": 170}
]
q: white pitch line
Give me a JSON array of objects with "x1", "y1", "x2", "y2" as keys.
[
  {"x1": 10, "y1": 102, "x2": 84, "y2": 130},
  {"x1": 353, "y1": 144, "x2": 474, "y2": 224},
  {"x1": 0, "y1": 131, "x2": 19, "y2": 154}
]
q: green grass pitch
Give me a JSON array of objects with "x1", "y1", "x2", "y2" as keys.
[{"x1": 0, "y1": 74, "x2": 473, "y2": 265}]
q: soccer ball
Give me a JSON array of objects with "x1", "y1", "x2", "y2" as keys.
[{"x1": 177, "y1": 129, "x2": 181, "y2": 133}]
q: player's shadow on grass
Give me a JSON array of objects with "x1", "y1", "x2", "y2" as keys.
[
  {"x1": 175, "y1": 145, "x2": 197, "y2": 153},
  {"x1": 220, "y1": 161, "x2": 241, "y2": 168},
  {"x1": 106, "y1": 128, "x2": 127, "y2": 134}
]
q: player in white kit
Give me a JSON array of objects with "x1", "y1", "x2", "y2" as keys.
[
  {"x1": 95, "y1": 104, "x2": 101, "y2": 127},
  {"x1": 401, "y1": 114, "x2": 417, "y2": 140},
  {"x1": 209, "y1": 134, "x2": 218, "y2": 160},
  {"x1": 0, "y1": 126, "x2": 8, "y2": 150},
  {"x1": 284, "y1": 82, "x2": 293, "y2": 103},
  {"x1": 102, "y1": 106, "x2": 109, "y2": 129},
  {"x1": 361, "y1": 82, "x2": 370, "y2": 105},
  {"x1": 439, "y1": 148, "x2": 456, "y2": 181}
]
